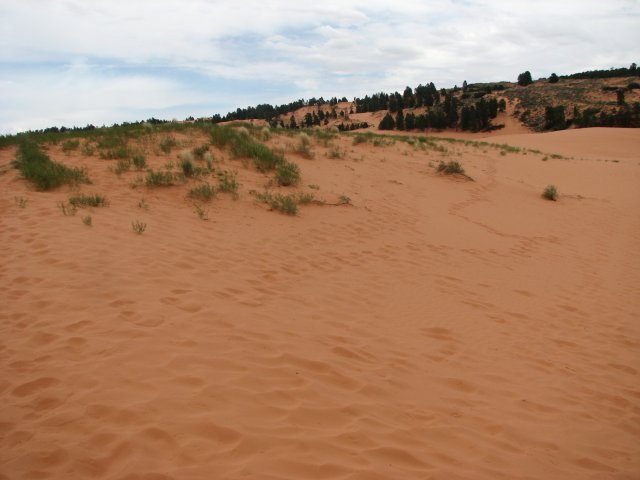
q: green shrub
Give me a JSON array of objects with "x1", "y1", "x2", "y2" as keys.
[
  {"x1": 270, "y1": 194, "x2": 298, "y2": 215},
  {"x1": 180, "y1": 157, "x2": 195, "y2": 177},
  {"x1": 542, "y1": 184, "x2": 558, "y2": 201},
  {"x1": 132, "y1": 154, "x2": 147, "y2": 169},
  {"x1": 192, "y1": 144, "x2": 209, "y2": 158},
  {"x1": 145, "y1": 169, "x2": 175, "y2": 187},
  {"x1": 160, "y1": 136, "x2": 177, "y2": 154},
  {"x1": 436, "y1": 160, "x2": 465, "y2": 175},
  {"x1": 62, "y1": 139, "x2": 80, "y2": 153},
  {"x1": 69, "y1": 193, "x2": 108, "y2": 208},
  {"x1": 12, "y1": 141, "x2": 89, "y2": 190},
  {"x1": 188, "y1": 183, "x2": 215, "y2": 202},
  {"x1": 216, "y1": 170, "x2": 239, "y2": 197},
  {"x1": 115, "y1": 158, "x2": 131, "y2": 175},
  {"x1": 294, "y1": 133, "x2": 314, "y2": 159},
  {"x1": 276, "y1": 160, "x2": 301, "y2": 186},
  {"x1": 210, "y1": 125, "x2": 237, "y2": 148},
  {"x1": 132, "y1": 220, "x2": 147, "y2": 234}
]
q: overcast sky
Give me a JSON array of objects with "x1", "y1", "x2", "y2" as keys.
[{"x1": 1, "y1": 0, "x2": 638, "y2": 134}]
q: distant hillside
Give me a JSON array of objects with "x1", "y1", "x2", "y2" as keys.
[{"x1": 214, "y1": 64, "x2": 640, "y2": 133}]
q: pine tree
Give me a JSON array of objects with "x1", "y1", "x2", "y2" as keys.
[
  {"x1": 395, "y1": 109, "x2": 405, "y2": 130},
  {"x1": 378, "y1": 113, "x2": 396, "y2": 130},
  {"x1": 517, "y1": 71, "x2": 533, "y2": 86}
]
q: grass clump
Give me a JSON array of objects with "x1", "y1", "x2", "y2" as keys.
[
  {"x1": 62, "y1": 139, "x2": 80, "y2": 153},
  {"x1": 188, "y1": 183, "x2": 215, "y2": 202},
  {"x1": 160, "y1": 136, "x2": 177, "y2": 154},
  {"x1": 194, "y1": 204, "x2": 209, "y2": 220},
  {"x1": 13, "y1": 141, "x2": 89, "y2": 191},
  {"x1": 132, "y1": 154, "x2": 147, "y2": 169},
  {"x1": 436, "y1": 160, "x2": 465, "y2": 175},
  {"x1": 216, "y1": 170, "x2": 239, "y2": 198},
  {"x1": 542, "y1": 184, "x2": 558, "y2": 201},
  {"x1": 210, "y1": 125, "x2": 238, "y2": 148},
  {"x1": 192, "y1": 144, "x2": 209, "y2": 159},
  {"x1": 180, "y1": 157, "x2": 195, "y2": 177},
  {"x1": 69, "y1": 193, "x2": 108, "y2": 208},
  {"x1": 82, "y1": 215, "x2": 92, "y2": 226},
  {"x1": 132, "y1": 220, "x2": 147, "y2": 234},
  {"x1": 276, "y1": 160, "x2": 301, "y2": 186},
  {"x1": 294, "y1": 133, "x2": 314, "y2": 159},
  {"x1": 145, "y1": 169, "x2": 176, "y2": 187},
  {"x1": 115, "y1": 158, "x2": 131, "y2": 175}
]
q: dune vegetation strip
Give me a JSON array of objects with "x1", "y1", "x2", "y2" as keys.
[{"x1": 12, "y1": 141, "x2": 89, "y2": 190}]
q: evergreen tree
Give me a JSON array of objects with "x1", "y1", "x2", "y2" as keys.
[
  {"x1": 518, "y1": 71, "x2": 533, "y2": 86},
  {"x1": 617, "y1": 89, "x2": 626, "y2": 105},
  {"x1": 549, "y1": 73, "x2": 559, "y2": 83},
  {"x1": 544, "y1": 106, "x2": 566, "y2": 130},
  {"x1": 395, "y1": 109, "x2": 405, "y2": 130},
  {"x1": 405, "y1": 112, "x2": 416, "y2": 130},
  {"x1": 378, "y1": 113, "x2": 396, "y2": 130},
  {"x1": 289, "y1": 115, "x2": 297, "y2": 129}
]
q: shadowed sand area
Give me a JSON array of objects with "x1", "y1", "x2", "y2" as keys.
[{"x1": 1, "y1": 127, "x2": 639, "y2": 479}]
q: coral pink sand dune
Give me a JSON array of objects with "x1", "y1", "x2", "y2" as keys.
[{"x1": 1, "y1": 127, "x2": 639, "y2": 479}]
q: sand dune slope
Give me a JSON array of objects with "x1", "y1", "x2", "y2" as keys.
[{"x1": 1, "y1": 127, "x2": 639, "y2": 479}]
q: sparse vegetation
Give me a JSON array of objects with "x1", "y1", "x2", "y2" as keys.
[
  {"x1": 294, "y1": 133, "x2": 314, "y2": 159},
  {"x1": 132, "y1": 154, "x2": 147, "y2": 170},
  {"x1": 115, "y1": 158, "x2": 131, "y2": 175},
  {"x1": 15, "y1": 196, "x2": 27, "y2": 208},
  {"x1": 160, "y1": 136, "x2": 177, "y2": 154},
  {"x1": 145, "y1": 169, "x2": 176, "y2": 187},
  {"x1": 188, "y1": 183, "x2": 216, "y2": 202},
  {"x1": 275, "y1": 160, "x2": 301, "y2": 186},
  {"x1": 542, "y1": 184, "x2": 558, "y2": 201},
  {"x1": 12, "y1": 141, "x2": 89, "y2": 190},
  {"x1": 437, "y1": 161, "x2": 465, "y2": 175},
  {"x1": 132, "y1": 220, "x2": 147, "y2": 234},
  {"x1": 216, "y1": 170, "x2": 239, "y2": 198},
  {"x1": 68, "y1": 193, "x2": 108, "y2": 208},
  {"x1": 58, "y1": 201, "x2": 77, "y2": 216},
  {"x1": 62, "y1": 139, "x2": 80, "y2": 153},
  {"x1": 194, "y1": 204, "x2": 209, "y2": 220},
  {"x1": 138, "y1": 198, "x2": 149, "y2": 210},
  {"x1": 82, "y1": 215, "x2": 92, "y2": 226}
]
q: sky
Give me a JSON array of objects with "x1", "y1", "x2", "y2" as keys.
[{"x1": 1, "y1": 0, "x2": 638, "y2": 134}]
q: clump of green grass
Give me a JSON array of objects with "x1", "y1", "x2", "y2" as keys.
[
  {"x1": 210, "y1": 125, "x2": 238, "y2": 148},
  {"x1": 216, "y1": 170, "x2": 239, "y2": 198},
  {"x1": 62, "y1": 139, "x2": 80, "y2": 153},
  {"x1": 12, "y1": 141, "x2": 89, "y2": 191},
  {"x1": 132, "y1": 220, "x2": 147, "y2": 234},
  {"x1": 542, "y1": 184, "x2": 558, "y2": 201},
  {"x1": 68, "y1": 193, "x2": 108, "y2": 208},
  {"x1": 328, "y1": 145, "x2": 344, "y2": 159},
  {"x1": 115, "y1": 158, "x2": 131, "y2": 175},
  {"x1": 296, "y1": 192, "x2": 315, "y2": 205},
  {"x1": 436, "y1": 160, "x2": 465, "y2": 175},
  {"x1": 180, "y1": 157, "x2": 195, "y2": 177},
  {"x1": 259, "y1": 126, "x2": 271, "y2": 142},
  {"x1": 188, "y1": 183, "x2": 215, "y2": 202},
  {"x1": 249, "y1": 190, "x2": 319, "y2": 215},
  {"x1": 160, "y1": 136, "x2": 177, "y2": 154},
  {"x1": 132, "y1": 154, "x2": 147, "y2": 169},
  {"x1": 82, "y1": 215, "x2": 92, "y2": 226},
  {"x1": 352, "y1": 133, "x2": 372, "y2": 145},
  {"x1": 276, "y1": 160, "x2": 301, "y2": 186},
  {"x1": 145, "y1": 169, "x2": 176, "y2": 187}
]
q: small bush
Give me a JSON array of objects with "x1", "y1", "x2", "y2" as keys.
[
  {"x1": 276, "y1": 160, "x2": 301, "y2": 186},
  {"x1": 436, "y1": 161, "x2": 465, "y2": 175},
  {"x1": 210, "y1": 125, "x2": 237, "y2": 148},
  {"x1": 62, "y1": 139, "x2": 80, "y2": 153},
  {"x1": 188, "y1": 183, "x2": 215, "y2": 202},
  {"x1": 294, "y1": 133, "x2": 314, "y2": 159},
  {"x1": 132, "y1": 220, "x2": 147, "y2": 234},
  {"x1": 160, "y1": 136, "x2": 177, "y2": 154},
  {"x1": 132, "y1": 154, "x2": 147, "y2": 169},
  {"x1": 69, "y1": 193, "x2": 108, "y2": 208},
  {"x1": 270, "y1": 194, "x2": 298, "y2": 215},
  {"x1": 216, "y1": 170, "x2": 239, "y2": 197},
  {"x1": 542, "y1": 185, "x2": 558, "y2": 201},
  {"x1": 145, "y1": 170, "x2": 175, "y2": 187},
  {"x1": 115, "y1": 158, "x2": 131, "y2": 175},
  {"x1": 13, "y1": 141, "x2": 89, "y2": 190},
  {"x1": 180, "y1": 157, "x2": 195, "y2": 177},
  {"x1": 192, "y1": 144, "x2": 209, "y2": 159}
]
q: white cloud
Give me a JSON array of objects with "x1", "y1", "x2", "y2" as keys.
[{"x1": 1, "y1": 0, "x2": 638, "y2": 132}]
